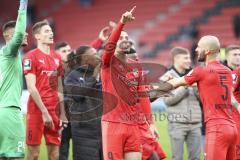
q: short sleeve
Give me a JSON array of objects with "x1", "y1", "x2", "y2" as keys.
[
  {"x1": 23, "y1": 53, "x2": 37, "y2": 75},
  {"x1": 184, "y1": 67, "x2": 203, "y2": 85}
]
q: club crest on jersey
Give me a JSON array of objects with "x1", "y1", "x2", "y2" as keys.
[
  {"x1": 24, "y1": 59, "x2": 31, "y2": 70},
  {"x1": 132, "y1": 68, "x2": 139, "y2": 77},
  {"x1": 39, "y1": 59, "x2": 45, "y2": 64},
  {"x1": 54, "y1": 59, "x2": 60, "y2": 66}
]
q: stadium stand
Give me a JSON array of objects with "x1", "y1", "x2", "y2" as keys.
[{"x1": 0, "y1": 0, "x2": 239, "y2": 67}]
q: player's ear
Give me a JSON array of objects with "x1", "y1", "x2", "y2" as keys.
[
  {"x1": 34, "y1": 33, "x2": 41, "y2": 41},
  {"x1": 205, "y1": 49, "x2": 211, "y2": 55}
]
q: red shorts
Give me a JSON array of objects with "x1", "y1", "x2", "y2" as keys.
[
  {"x1": 26, "y1": 110, "x2": 61, "y2": 145},
  {"x1": 205, "y1": 124, "x2": 238, "y2": 160},
  {"x1": 139, "y1": 123, "x2": 166, "y2": 160},
  {"x1": 102, "y1": 121, "x2": 142, "y2": 160}
]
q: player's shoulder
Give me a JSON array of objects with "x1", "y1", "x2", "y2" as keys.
[
  {"x1": 219, "y1": 63, "x2": 233, "y2": 73},
  {"x1": 234, "y1": 66, "x2": 240, "y2": 75},
  {"x1": 51, "y1": 50, "x2": 61, "y2": 59},
  {"x1": 192, "y1": 65, "x2": 205, "y2": 72},
  {"x1": 24, "y1": 48, "x2": 40, "y2": 58}
]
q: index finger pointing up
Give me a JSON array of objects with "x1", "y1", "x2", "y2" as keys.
[{"x1": 129, "y1": 6, "x2": 136, "y2": 14}]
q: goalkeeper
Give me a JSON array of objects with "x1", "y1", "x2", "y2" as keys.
[{"x1": 0, "y1": 0, "x2": 28, "y2": 159}]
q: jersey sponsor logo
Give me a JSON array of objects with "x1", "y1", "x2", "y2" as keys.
[
  {"x1": 41, "y1": 70, "x2": 58, "y2": 76},
  {"x1": 23, "y1": 59, "x2": 31, "y2": 70}
]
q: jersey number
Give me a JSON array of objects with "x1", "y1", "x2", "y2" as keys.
[
  {"x1": 17, "y1": 141, "x2": 25, "y2": 152},
  {"x1": 219, "y1": 75, "x2": 228, "y2": 101}
]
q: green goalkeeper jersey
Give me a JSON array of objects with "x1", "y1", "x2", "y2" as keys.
[{"x1": 0, "y1": 10, "x2": 27, "y2": 109}]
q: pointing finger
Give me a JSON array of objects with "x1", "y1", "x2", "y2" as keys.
[{"x1": 129, "y1": 6, "x2": 136, "y2": 14}]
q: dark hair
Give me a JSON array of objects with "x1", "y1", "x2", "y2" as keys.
[
  {"x1": 2, "y1": 21, "x2": 16, "y2": 32},
  {"x1": 170, "y1": 47, "x2": 189, "y2": 62},
  {"x1": 32, "y1": 20, "x2": 49, "y2": 35},
  {"x1": 171, "y1": 47, "x2": 189, "y2": 57},
  {"x1": 55, "y1": 42, "x2": 69, "y2": 51},
  {"x1": 226, "y1": 45, "x2": 240, "y2": 55},
  {"x1": 66, "y1": 51, "x2": 76, "y2": 69},
  {"x1": 66, "y1": 45, "x2": 91, "y2": 69}
]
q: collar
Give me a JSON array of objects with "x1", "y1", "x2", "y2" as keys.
[
  {"x1": 222, "y1": 60, "x2": 234, "y2": 71},
  {"x1": 207, "y1": 60, "x2": 220, "y2": 65},
  {"x1": 171, "y1": 66, "x2": 191, "y2": 77},
  {"x1": 74, "y1": 65, "x2": 94, "y2": 73}
]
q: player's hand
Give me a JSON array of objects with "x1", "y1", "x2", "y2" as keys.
[
  {"x1": 19, "y1": 0, "x2": 28, "y2": 10},
  {"x1": 120, "y1": 6, "x2": 136, "y2": 24},
  {"x1": 60, "y1": 113, "x2": 68, "y2": 122},
  {"x1": 109, "y1": 21, "x2": 117, "y2": 28},
  {"x1": 42, "y1": 111, "x2": 55, "y2": 130},
  {"x1": 150, "y1": 123, "x2": 160, "y2": 139},
  {"x1": 191, "y1": 83, "x2": 197, "y2": 87},
  {"x1": 160, "y1": 73, "x2": 173, "y2": 82},
  {"x1": 99, "y1": 26, "x2": 110, "y2": 42},
  {"x1": 60, "y1": 113, "x2": 68, "y2": 128}
]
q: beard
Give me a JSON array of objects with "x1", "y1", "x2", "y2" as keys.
[
  {"x1": 21, "y1": 43, "x2": 28, "y2": 47},
  {"x1": 197, "y1": 51, "x2": 206, "y2": 62}
]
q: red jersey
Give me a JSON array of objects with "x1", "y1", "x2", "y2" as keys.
[
  {"x1": 101, "y1": 22, "x2": 146, "y2": 124},
  {"x1": 23, "y1": 48, "x2": 63, "y2": 113},
  {"x1": 184, "y1": 61, "x2": 235, "y2": 127},
  {"x1": 233, "y1": 67, "x2": 240, "y2": 102},
  {"x1": 232, "y1": 67, "x2": 240, "y2": 120},
  {"x1": 127, "y1": 58, "x2": 153, "y2": 124}
]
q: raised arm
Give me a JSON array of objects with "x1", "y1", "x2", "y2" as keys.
[
  {"x1": 2, "y1": 0, "x2": 28, "y2": 57},
  {"x1": 91, "y1": 26, "x2": 110, "y2": 50},
  {"x1": 101, "y1": 6, "x2": 136, "y2": 63}
]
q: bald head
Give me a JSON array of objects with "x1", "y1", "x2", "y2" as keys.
[
  {"x1": 195, "y1": 35, "x2": 221, "y2": 62},
  {"x1": 198, "y1": 35, "x2": 220, "y2": 52}
]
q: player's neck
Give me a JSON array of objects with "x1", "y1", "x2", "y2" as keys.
[
  {"x1": 115, "y1": 52, "x2": 127, "y2": 63},
  {"x1": 37, "y1": 43, "x2": 51, "y2": 55},
  {"x1": 228, "y1": 62, "x2": 237, "y2": 70},
  {"x1": 173, "y1": 64, "x2": 186, "y2": 74},
  {"x1": 205, "y1": 53, "x2": 218, "y2": 64}
]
